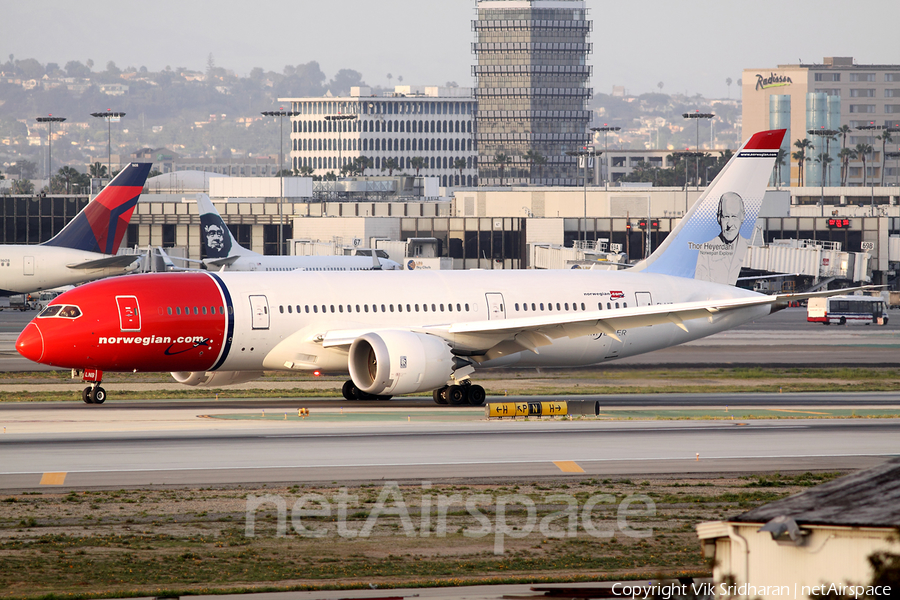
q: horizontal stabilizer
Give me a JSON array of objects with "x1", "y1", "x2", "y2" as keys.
[{"x1": 66, "y1": 255, "x2": 141, "y2": 270}]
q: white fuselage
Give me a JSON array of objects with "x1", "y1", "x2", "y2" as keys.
[
  {"x1": 217, "y1": 254, "x2": 401, "y2": 272},
  {"x1": 209, "y1": 269, "x2": 769, "y2": 374},
  {"x1": 0, "y1": 245, "x2": 137, "y2": 295}
]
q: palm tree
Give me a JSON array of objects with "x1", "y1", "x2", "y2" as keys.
[
  {"x1": 773, "y1": 148, "x2": 787, "y2": 188},
  {"x1": 855, "y1": 143, "x2": 874, "y2": 187},
  {"x1": 353, "y1": 156, "x2": 371, "y2": 176},
  {"x1": 523, "y1": 149, "x2": 546, "y2": 183},
  {"x1": 297, "y1": 164, "x2": 314, "y2": 177},
  {"x1": 89, "y1": 162, "x2": 107, "y2": 179},
  {"x1": 838, "y1": 124, "x2": 852, "y2": 152},
  {"x1": 452, "y1": 158, "x2": 467, "y2": 186},
  {"x1": 410, "y1": 156, "x2": 426, "y2": 176},
  {"x1": 55, "y1": 166, "x2": 81, "y2": 194},
  {"x1": 839, "y1": 147, "x2": 856, "y2": 186},
  {"x1": 815, "y1": 152, "x2": 833, "y2": 188},
  {"x1": 381, "y1": 157, "x2": 398, "y2": 176},
  {"x1": 877, "y1": 129, "x2": 893, "y2": 186},
  {"x1": 792, "y1": 138, "x2": 812, "y2": 186},
  {"x1": 494, "y1": 152, "x2": 510, "y2": 186}
]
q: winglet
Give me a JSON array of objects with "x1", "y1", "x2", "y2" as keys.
[{"x1": 42, "y1": 162, "x2": 152, "y2": 254}]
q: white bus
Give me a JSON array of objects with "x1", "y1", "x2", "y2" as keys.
[{"x1": 807, "y1": 295, "x2": 888, "y2": 325}]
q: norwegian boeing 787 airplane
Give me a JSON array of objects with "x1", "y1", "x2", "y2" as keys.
[{"x1": 16, "y1": 130, "x2": 851, "y2": 405}]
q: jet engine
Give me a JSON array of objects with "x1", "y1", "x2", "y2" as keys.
[
  {"x1": 348, "y1": 330, "x2": 454, "y2": 396},
  {"x1": 171, "y1": 371, "x2": 264, "y2": 387}
]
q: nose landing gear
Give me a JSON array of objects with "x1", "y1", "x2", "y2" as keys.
[{"x1": 77, "y1": 369, "x2": 106, "y2": 404}]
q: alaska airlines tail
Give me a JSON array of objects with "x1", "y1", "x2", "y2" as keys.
[
  {"x1": 629, "y1": 129, "x2": 785, "y2": 286},
  {"x1": 197, "y1": 193, "x2": 254, "y2": 261},
  {"x1": 42, "y1": 162, "x2": 152, "y2": 254}
]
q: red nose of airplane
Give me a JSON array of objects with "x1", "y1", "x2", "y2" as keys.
[{"x1": 16, "y1": 322, "x2": 44, "y2": 363}]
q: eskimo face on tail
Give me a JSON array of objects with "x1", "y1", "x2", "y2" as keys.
[
  {"x1": 631, "y1": 129, "x2": 785, "y2": 287},
  {"x1": 200, "y1": 213, "x2": 232, "y2": 258}
]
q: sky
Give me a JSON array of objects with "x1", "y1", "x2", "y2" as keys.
[{"x1": 5, "y1": 0, "x2": 898, "y2": 99}]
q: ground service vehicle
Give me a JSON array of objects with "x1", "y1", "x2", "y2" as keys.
[{"x1": 807, "y1": 295, "x2": 887, "y2": 325}]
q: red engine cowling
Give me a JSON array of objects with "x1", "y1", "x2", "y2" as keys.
[
  {"x1": 171, "y1": 371, "x2": 264, "y2": 387},
  {"x1": 348, "y1": 331, "x2": 453, "y2": 396}
]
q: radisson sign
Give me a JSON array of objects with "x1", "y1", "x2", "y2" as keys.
[{"x1": 755, "y1": 72, "x2": 793, "y2": 91}]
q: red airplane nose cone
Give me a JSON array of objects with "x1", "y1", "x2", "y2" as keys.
[{"x1": 16, "y1": 322, "x2": 44, "y2": 363}]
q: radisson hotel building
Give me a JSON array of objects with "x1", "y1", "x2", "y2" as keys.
[{"x1": 742, "y1": 57, "x2": 900, "y2": 187}]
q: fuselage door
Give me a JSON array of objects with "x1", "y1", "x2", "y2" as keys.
[
  {"x1": 486, "y1": 293, "x2": 506, "y2": 320},
  {"x1": 116, "y1": 295, "x2": 141, "y2": 331},
  {"x1": 635, "y1": 292, "x2": 653, "y2": 307},
  {"x1": 249, "y1": 295, "x2": 269, "y2": 330},
  {"x1": 24, "y1": 256, "x2": 34, "y2": 276}
]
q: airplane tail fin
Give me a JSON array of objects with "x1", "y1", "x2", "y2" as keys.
[
  {"x1": 629, "y1": 129, "x2": 785, "y2": 286},
  {"x1": 42, "y1": 162, "x2": 152, "y2": 254},
  {"x1": 196, "y1": 193, "x2": 250, "y2": 259}
]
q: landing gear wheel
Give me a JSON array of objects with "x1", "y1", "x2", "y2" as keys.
[
  {"x1": 840, "y1": 316, "x2": 847, "y2": 325},
  {"x1": 342, "y1": 380, "x2": 359, "y2": 401},
  {"x1": 82, "y1": 387, "x2": 93, "y2": 404},
  {"x1": 374, "y1": 395, "x2": 393, "y2": 401},
  {"x1": 90, "y1": 386, "x2": 106, "y2": 404},
  {"x1": 467, "y1": 385, "x2": 486, "y2": 406},
  {"x1": 433, "y1": 387, "x2": 449, "y2": 405},
  {"x1": 447, "y1": 385, "x2": 467, "y2": 405}
]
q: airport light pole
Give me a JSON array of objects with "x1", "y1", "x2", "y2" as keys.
[
  {"x1": 682, "y1": 111, "x2": 714, "y2": 189},
  {"x1": 566, "y1": 147, "x2": 602, "y2": 245},
  {"x1": 807, "y1": 127, "x2": 839, "y2": 211},
  {"x1": 261, "y1": 108, "x2": 300, "y2": 255},
  {"x1": 324, "y1": 114, "x2": 358, "y2": 175},
  {"x1": 591, "y1": 125, "x2": 620, "y2": 189},
  {"x1": 674, "y1": 151, "x2": 704, "y2": 208},
  {"x1": 90, "y1": 110, "x2": 125, "y2": 183},
  {"x1": 35, "y1": 115, "x2": 66, "y2": 184}
]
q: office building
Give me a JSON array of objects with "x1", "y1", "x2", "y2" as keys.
[
  {"x1": 473, "y1": 0, "x2": 592, "y2": 186},
  {"x1": 282, "y1": 86, "x2": 477, "y2": 188}
]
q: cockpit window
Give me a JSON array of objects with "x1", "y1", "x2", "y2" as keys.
[
  {"x1": 38, "y1": 305, "x2": 81, "y2": 319},
  {"x1": 38, "y1": 306, "x2": 61, "y2": 317}
]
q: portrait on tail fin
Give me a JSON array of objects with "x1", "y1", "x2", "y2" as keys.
[
  {"x1": 200, "y1": 213, "x2": 232, "y2": 259},
  {"x1": 693, "y1": 192, "x2": 748, "y2": 284}
]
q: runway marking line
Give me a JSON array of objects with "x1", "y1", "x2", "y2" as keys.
[
  {"x1": 40, "y1": 472, "x2": 66, "y2": 485},
  {"x1": 553, "y1": 461, "x2": 585, "y2": 473},
  {"x1": 770, "y1": 409, "x2": 831, "y2": 415}
]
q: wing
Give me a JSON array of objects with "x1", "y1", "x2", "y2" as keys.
[
  {"x1": 203, "y1": 256, "x2": 239, "y2": 269},
  {"x1": 66, "y1": 255, "x2": 141, "y2": 270},
  {"x1": 319, "y1": 285, "x2": 877, "y2": 361}
]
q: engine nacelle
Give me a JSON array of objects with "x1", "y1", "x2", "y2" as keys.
[
  {"x1": 348, "y1": 330, "x2": 453, "y2": 396},
  {"x1": 171, "y1": 371, "x2": 264, "y2": 387}
]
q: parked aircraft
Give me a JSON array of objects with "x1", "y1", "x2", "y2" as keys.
[
  {"x1": 17, "y1": 130, "x2": 855, "y2": 405},
  {"x1": 195, "y1": 194, "x2": 401, "y2": 271},
  {"x1": 0, "y1": 163, "x2": 152, "y2": 295}
]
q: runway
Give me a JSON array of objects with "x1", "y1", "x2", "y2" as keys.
[{"x1": 1, "y1": 400, "x2": 898, "y2": 490}]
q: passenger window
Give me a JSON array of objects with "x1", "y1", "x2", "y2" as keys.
[
  {"x1": 556, "y1": 303, "x2": 561, "y2": 311},
  {"x1": 423, "y1": 304, "x2": 428, "y2": 312},
  {"x1": 465, "y1": 303, "x2": 470, "y2": 311},
  {"x1": 540, "y1": 303, "x2": 544, "y2": 311},
  {"x1": 330, "y1": 305, "x2": 335, "y2": 313},
  {"x1": 287, "y1": 306, "x2": 292, "y2": 313},
  {"x1": 415, "y1": 304, "x2": 420, "y2": 312},
  {"x1": 167, "y1": 307, "x2": 172, "y2": 315},
  {"x1": 313, "y1": 306, "x2": 318, "y2": 313},
  {"x1": 548, "y1": 303, "x2": 552, "y2": 311},
  {"x1": 431, "y1": 304, "x2": 436, "y2": 312},
  {"x1": 194, "y1": 307, "x2": 199, "y2": 315},
  {"x1": 581, "y1": 303, "x2": 585, "y2": 310},
  {"x1": 456, "y1": 304, "x2": 461, "y2": 312},
  {"x1": 598, "y1": 303, "x2": 602, "y2": 310},
  {"x1": 531, "y1": 303, "x2": 536, "y2": 311},
  {"x1": 356, "y1": 305, "x2": 361, "y2": 312},
  {"x1": 176, "y1": 307, "x2": 181, "y2": 315},
  {"x1": 407, "y1": 304, "x2": 411, "y2": 312},
  {"x1": 607, "y1": 303, "x2": 611, "y2": 310},
  {"x1": 623, "y1": 302, "x2": 628, "y2": 308},
  {"x1": 373, "y1": 305, "x2": 378, "y2": 313},
  {"x1": 339, "y1": 305, "x2": 344, "y2": 313},
  {"x1": 296, "y1": 305, "x2": 300, "y2": 313},
  {"x1": 523, "y1": 303, "x2": 528, "y2": 312},
  {"x1": 615, "y1": 302, "x2": 620, "y2": 309},
  {"x1": 390, "y1": 304, "x2": 394, "y2": 312},
  {"x1": 364, "y1": 305, "x2": 369, "y2": 312},
  {"x1": 305, "y1": 306, "x2": 310, "y2": 313},
  {"x1": 564, "y1": 303, "x2": 569, "y2": 310},
  {"x1": 279, "y1": 306, "x2": 284, "y2": 314},
  {"x1": 381, "y1": 304, "x2": 386, "y2": 312}
]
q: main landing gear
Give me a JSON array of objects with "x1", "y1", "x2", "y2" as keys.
[
  {"x1": 77, "y1": 369, "x2": 106, "y2": 404},
  {"x1": 341, "y1": 380, "x2": 392, "y2": 401},
  {"x1": 432, "y1": 382, "x2": 486, "y2": 407}
]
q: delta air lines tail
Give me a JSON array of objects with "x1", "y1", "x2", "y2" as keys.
[
  {"x1": 630, "y1": 129, "x2": 785, "y2": 286},
  {"x1": 0, "y1": 162, "x2": 152, "y2": 295}
]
